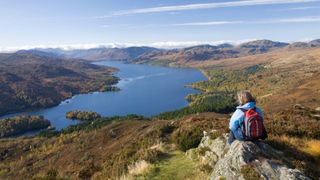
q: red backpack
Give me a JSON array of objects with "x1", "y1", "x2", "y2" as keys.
[{"x1": 240, "y1": 107, "x2": 264, "y2": 140}]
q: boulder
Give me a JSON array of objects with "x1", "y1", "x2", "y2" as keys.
[{"x1": 187, "y1": 131, "x2": 310, "y2": 180}]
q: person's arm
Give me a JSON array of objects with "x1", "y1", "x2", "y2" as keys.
[{"x1": 229, "y1": 109, "x2": 244, "y2": 132}]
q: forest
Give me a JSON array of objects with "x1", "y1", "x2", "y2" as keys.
[
  {"x1": 0, "y1": 52, "x2": 119, "y2": 116},
  {"x1": 0, "y1": 116, "x2": 50, "y2": 138}
]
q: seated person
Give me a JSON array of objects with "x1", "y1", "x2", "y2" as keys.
[{"x1": 228, "y1": 91, "x2": 267, "y2": 145}]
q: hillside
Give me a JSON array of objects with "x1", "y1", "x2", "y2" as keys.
[
  {"x1": 0, "y1": 116, "x2": 51, "y2": 138},
  {"x1": 0, "y1": 40, "x2": 319, "y2": 179},
  {"x1": 0, "y1": 53, "x2": 119, "y2": 115},
  {"x1": 0, "y1": 106, "x2": 319, "y2": 179},
  {"x1": 19, "y1": 39, "x2": 320, "y2": 65},
  {"x1": 134, "y1": 40, "x2": 320, "y2": 67},
  {"x1": 189, "y1": 47, "x2": 320, "y2": 112}
]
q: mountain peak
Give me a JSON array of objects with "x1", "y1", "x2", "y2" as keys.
[
  {"x1": 239, "y1": 39, "x2": 289, "y2": 49},
  {"x1": 309, "y1": 39, "x2": 320, "y2": 47}
]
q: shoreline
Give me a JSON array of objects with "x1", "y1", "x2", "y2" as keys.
[
  {"x1": 0, "y1": 85, "x2": 120, "y2": 119},
  {"x1": 1, "y1": 62, "x2": 209, "y2": 119},
  {"x1": 1, "y1": 61, "x2": 208, "y2": 138}
]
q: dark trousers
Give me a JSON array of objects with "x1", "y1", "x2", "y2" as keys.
[
  {"x1": 228, "y1": 128, "x2": 268, "y2": 145},
  {"x1": 227, "y1": 130, "x2": 236, "y2": 145}
]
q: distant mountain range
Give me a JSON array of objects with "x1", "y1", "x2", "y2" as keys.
[
  {"x1": 18, "y1": 46, "x2": 161, "y2": 61},
  {"x1": 15, "y1": 39, "x2": 320, "y2": 65}
]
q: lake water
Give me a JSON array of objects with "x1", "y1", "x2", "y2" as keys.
[{"x1": 2, "y1": 61, "x2": 207, "y2": 130}]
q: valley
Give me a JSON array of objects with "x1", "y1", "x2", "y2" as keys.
[
  {"x1": 2, "y1": 0, "x2": 320, "y2": 179},
  {"x1": 0, "y1": 39, "x2": 320, "y2": 179}
]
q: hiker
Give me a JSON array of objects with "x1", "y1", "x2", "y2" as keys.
[{"x1": 228, "y1": 91, "x2": 267, "y2": 144}]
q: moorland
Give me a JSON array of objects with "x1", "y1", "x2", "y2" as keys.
[{"x1": 0, "y1": 39, "x2": 319, "y2": 179}]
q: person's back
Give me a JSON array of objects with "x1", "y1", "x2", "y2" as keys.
[{"x1": 228, "y1": 91, "x2": 267, "y2": 144}]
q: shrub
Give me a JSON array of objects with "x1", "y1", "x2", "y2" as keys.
[
  {"x1": 158, "y1": 124, "x2": 176, "y2": 137},
  {"x1": 156, "y1": 93, "x2": 236, "y2": 120},
  {"x1": 172, "y1": 128, "x2": 203, "y2": 151},
  {"x1": 240, "y1": 165, "x2": 262, "y2": 180},
  {"x1": 208, "y1": 130, "x2": 224, "y2": 140},
  {"x1": 61, "y1": 115, "x2": 147, "y2": 134},
  {"x1": 38, "y1": 129, "x2": 60, "y2": 138},
  {"x1": 66, "y1": 111, "x2": 101, "y2": 121}
]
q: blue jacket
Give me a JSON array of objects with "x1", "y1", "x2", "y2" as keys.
[{"x1": 229, "y1": 102, "x2": 263, "y2": 140}]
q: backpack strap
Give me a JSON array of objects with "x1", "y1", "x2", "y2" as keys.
[
  {"x1": 239, "y1": 108, "x2": 247, "y2": 112},
  {"x1": 239, "y1": 107, "x2": 256, "y2": 112}
]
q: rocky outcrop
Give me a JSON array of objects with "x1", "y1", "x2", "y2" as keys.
[{"x1": 187, "y1": 131, "x2": 310, "y2": 180}]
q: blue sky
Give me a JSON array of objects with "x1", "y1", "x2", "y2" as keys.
[{"x1": 1, "y1": 0, "x2": 320, "y2": 50}]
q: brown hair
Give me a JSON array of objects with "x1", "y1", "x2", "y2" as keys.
[{"x1": 237, "y1": 90, "x2": 256, "y2": 106}]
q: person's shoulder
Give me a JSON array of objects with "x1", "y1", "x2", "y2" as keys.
[
  {"x1": 255, "y1": 106, "x2": 264, "y2": 116},
  {"x1": 233, "y1": 108, "x2": 245, "y2": 116},
  {"x1": 255, "y1": 106, "x2": 263, "y2": 112}
]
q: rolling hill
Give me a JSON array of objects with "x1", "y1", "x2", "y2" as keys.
[
  {"x1": 0, "y1": 39, "x2": 320, "y2": 179},
  {"x1": 31, "y1": 46, "x2": 163, "y2": 61},
  {"x1": 133, "y1": 39, "x2": 320, "y2": 66},
  {"x1": 18, "y1": 39, "x2": 320, "y2": 65},
  {"x1": 0, "y1": 53, "x2": 118, "y2": 115}
]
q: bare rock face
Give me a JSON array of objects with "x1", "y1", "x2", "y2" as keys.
[{"x1": 187, "y1": 131, "x2": 310, "y2": 180}]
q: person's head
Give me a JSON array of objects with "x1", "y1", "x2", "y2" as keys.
[{"x1": 237, "y1": 90, "x2": 256, "y2": 106}]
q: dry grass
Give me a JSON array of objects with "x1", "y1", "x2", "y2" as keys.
[
  {"x1": 1, "y1": 47, "x2": 320, "y2": 179},
  {"x1": 127, "y1": 160, "x2": 151, "y2": 176},
  {"x1": 0, "y1": 113, "x2": 230, "y2": 179},
  {"x1": 270, "y1": 135, "x2": 320, "y2": 159},
  {"x1": 303, "y1": 140, "x2": 320, "y2": 159}
]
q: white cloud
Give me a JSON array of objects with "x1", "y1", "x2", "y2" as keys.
[
  {"x1": 97, "y1": 0, "x2": 318, "y2": 18},
  {"x1": 0, "y1": 43, "x2": 126, "y2": 53},
  {"x1": 147, "y1": 39, "x2": 257, "y2": 49},
  {"x1": 266, "y1": 17, "x2": 320, "y2": 23},
  {"x1": 0, "y1": 39, "x2": 259, "y2": 52}
]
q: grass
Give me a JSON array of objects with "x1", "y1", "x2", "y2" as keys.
[
  {"x1": 302, "y1": 140, "x2": 320, "y2": 159},
  {"x1": 138, "y1": 151, "x2": 208, "y2": 180},
  {"x1": 240, "y1": 164, "x2": 262, "y2": 180},
  {"x1": 271, "y1": 136, "x2": 320, "y2": 160},
  {"x1": 265, "y1": 135, "x2": 320, "y2": 178}
]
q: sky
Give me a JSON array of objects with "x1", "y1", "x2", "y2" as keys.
[{"x1": 1, "y1": 0, "x2": 320, "y2": 51}]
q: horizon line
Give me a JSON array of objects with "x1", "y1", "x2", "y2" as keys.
[{"x1": 0, "y1": 38, "x2": 318, "y2": 53}]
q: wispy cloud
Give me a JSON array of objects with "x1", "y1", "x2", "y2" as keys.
[
  {"x1": 173, "y1": 21, "x2": 244, "y2": 26},
  {"x1": 265, "y1": 16, "x2": 320, "y2": 23},
  {"x1": 166, "y1": 16, "x2": 320, "y2": 27},
  {"x1": 97, "y1": 0, "x2": 319, "y2": 18},
  {"x1": 272, "y1": 6, "x2": 320, "y2": 11},
  {"x1": 283, "y1": 6, "x2": 320, "y2": 10},
  {"x1": 99, "y1": 16, "x2": 320, "y2": 29}
]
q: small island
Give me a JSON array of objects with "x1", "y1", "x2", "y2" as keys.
[
  {"x1": 66, "y1": 111, "x2": 101, "y2": 121},
  {"x1": 101, "y1": 85, "x2": 120, "y2": 92},
  {"x1": 0, "y1": 115, "x2": 51, "y2": 138}
]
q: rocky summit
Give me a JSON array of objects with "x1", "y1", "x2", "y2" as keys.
[{"x1": 187, "y1": 131, "x2": 310, "y2": 180}]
